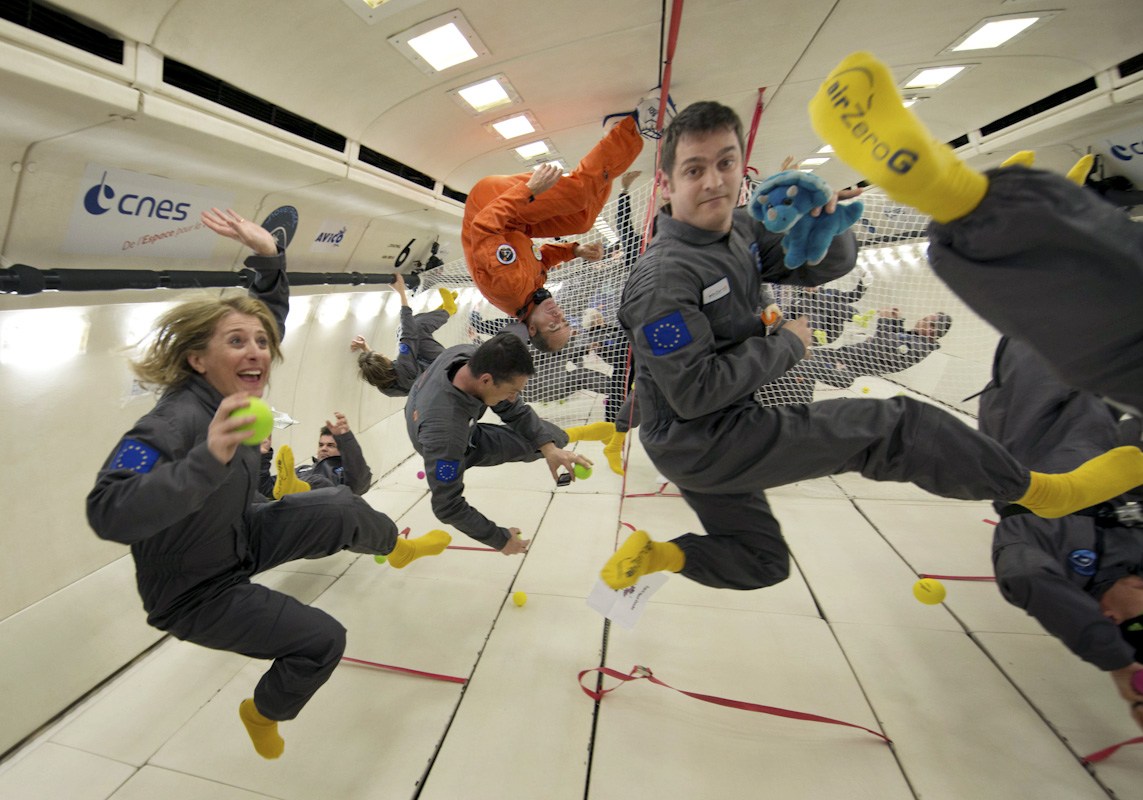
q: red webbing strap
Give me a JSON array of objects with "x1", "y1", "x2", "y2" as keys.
[
  {"x1": 341, "y1": 656, "x2": 467, "y2": 685},
  {"x1": 623, "y1": 487, "x2": 682, "y2": 498},
  {"x1": 655, "y1": 0, "x2": 685, "y2": 132},
  {"x1": 742, "y1": 88, "x2": 767, "y2": 174},
  {"x1": 918, "y1": 573, "x2": 996, "y2": 582},
  {"x1": 578, "y1": 664, "x2": 890, "y2": 743},
  {"x1": 1082, "y1": 736, "x2": 1143, "y2": 764}
]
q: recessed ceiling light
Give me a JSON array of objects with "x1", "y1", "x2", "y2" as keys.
[
  {"x1": 389, "y1": 10, "x2": 488, "y2": 75},
  {"x1": 407, "y1": 24, "x2": 477, "y2": 71},
  {"x1": 903, "y1": 65, "x2": 968, "y2": 89},
  {"x1": 950, "y1": 15, "x2": 1044, "y2": 51},
  {"x1": 801, "y1": 157, "x2": 829, "y2": 166},
  {"x1": 515, "y1": 141, "x2": 550, "y2": 159},
  {"x1": 341, "y1": 0, "x2": 429, "y2": 25},
  {"x1": 816, "y1": 145, "x2": 833, "y2": 153},
  {"x1": 488, "y1": 113, "x2": 536, "y2": 139},
  {"x1": 449, "y1": 75, "x2": 520, "y2": 115}
]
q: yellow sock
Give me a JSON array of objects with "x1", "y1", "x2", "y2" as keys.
[
  {"x1": 1066, "y1": 154, "x2": 1094, "y2": 185},
  {"x1": 438, "y1": 287, "x2": 458, "y2": 315},
  {"x1": 565, "y1": 421, "x2": 616, "y2": 443},
  {"x1": 1001, "y1": 150, "x2": 1035, "y2": 169},
  {"x1": 239, "y1": 698, "x2": 284, "y2": 759},
  {"x1": 600, "y1": 530, "x2": 685, "y2": 590},
  {"x1": 809, "y1": 51, "x2": 988, "y2": 223},
  {"x1": 1016, "y1": 446, "x2": 1143, "y2": 518},
  {"x1": 273, "y1": 445, "x2": 311, "y2": 500},
  {"x1": 388, "y1": 529, "x2": 452, "y2": 569},
  {"x1": 603, "y1": 430, "x2": 626, "y2": 476}
]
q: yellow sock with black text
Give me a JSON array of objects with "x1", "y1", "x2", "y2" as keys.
[
  {"x1": 239, "y1": 698, "x2": 284, "y2": 759},
  {"x1": 1066, "y1": 154, "x2": 1094, "y2": 185},
  {"x1": 809, "y1": 51, "x2": 988, "y2": 223},
  {"x1": 273, "y1": 445, "x2": 311, "y2": 500},
  {"x1": 600, "y1": 530, "x2": 684, "y2": 590},
  {"x1": 438, "y1": 287, "x2": 458, "y2": 315},
  {"x1": 1016, "y1": 446, "x2": 1143, "y2": 518},
  {"x1": 388, "y1": 529, "x2": 452, "y2": 569},
  {"x1": 604, "y1": 431, "x2": 627, "y2": 476},
  {"x1": 565, "y1": 421, "x2": 616, "y2": 443}
]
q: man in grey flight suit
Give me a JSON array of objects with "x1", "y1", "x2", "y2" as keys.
[
  {"x1": 603, "y1": 101, "x2": 1140, "y2": 592},
  {"x1": 405, "y1": 331, "x2": 587, "y2": 553},
  {"x1": 981, "y1": 336, "x2": 1143, "y2": 729}
]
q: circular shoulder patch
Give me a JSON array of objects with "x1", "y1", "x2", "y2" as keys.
[{"x1": 496, "y1": 244, "x2": 517, "y2": 265}]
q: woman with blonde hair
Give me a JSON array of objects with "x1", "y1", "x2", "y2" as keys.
[{"x1": 87, "y1": 209, "x2": 450, "y2": 760}]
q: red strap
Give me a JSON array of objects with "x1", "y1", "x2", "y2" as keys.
[
  {"x1": 742, "y1": 88, "x2": 767, "y2": 174},
  {"x1": 578, "y1": 664, "x2": 890, "y2": 743},
  {"x1": 919, "y1": 574, "x2": 996, "y2": 582},
  {"x1": 654, "y1": 0, "x2": 685, "y2": 132},
  {"x1": 1082, "y1": 736, "x2": 1143, "y2": 763},
  {"x1": 341, "y1": 656, "x2": 467, "y2": 685}
]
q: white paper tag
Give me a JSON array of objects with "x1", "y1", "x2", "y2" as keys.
[
  {"x1": 701, "y1": 276, "x2": 730, "y2": 305},
  {"x1": 586, "y1": 573, "x2": 669, "y2": 629}
]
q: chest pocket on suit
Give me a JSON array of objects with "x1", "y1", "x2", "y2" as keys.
[{"x1": 702, "y1": 277, "x2": 753, "y2": 344}]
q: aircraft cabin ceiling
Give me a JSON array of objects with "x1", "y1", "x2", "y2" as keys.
[{"x1": 30, "y1": 0, "x2": 1143, "y2": 191}]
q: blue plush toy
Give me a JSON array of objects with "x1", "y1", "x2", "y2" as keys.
[{"x1": 749, "y1": 170, "x2": 864, "y2": 268}]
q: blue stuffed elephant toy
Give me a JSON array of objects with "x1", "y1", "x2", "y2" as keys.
[{"x1": 749, "y1": 170, "x2": 864, "y2": 268}]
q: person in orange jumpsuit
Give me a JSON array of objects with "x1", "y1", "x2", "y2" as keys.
[{"x1": 462, "y1": 116, "x2": 643, "y2": 352}]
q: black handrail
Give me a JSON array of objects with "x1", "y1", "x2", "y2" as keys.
[{"x1": 0, "y1": 265, "x2": 396, "y2": 295}]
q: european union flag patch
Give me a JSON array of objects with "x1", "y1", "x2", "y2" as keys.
[
  {"x1": 435, "y1": 459, "x2": 460, "y2": 483},
  {"x1": 111, "y1": 438, "x2": 160, "y2": 474},
  {"x1": 643, "y1": 311, "x2": 693, "y2": 356}
]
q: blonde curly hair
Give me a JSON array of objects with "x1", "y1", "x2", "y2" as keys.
[{"x1": 131, "y1": 295, "x2": 282, "y2": 389}]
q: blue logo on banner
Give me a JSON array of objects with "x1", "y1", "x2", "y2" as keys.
[
  {"x1": 643, "y1": 311, "x2": 693, "y2": 356},
  {"x1": 111, "y1": 438, "x2": 160, "y2": 474},
  {"x1": 1067, "y1": 548, "x2": 1098, "y2": 577},
  {"x1": 261, "y1": 205, "x2": 299, "y2": 250},
  {"x1": 435, "y1": 459, "x2": 460, "y2": 483},
  {"x1": 82, "y1": 171, "x2": 191, "y2": 221}
]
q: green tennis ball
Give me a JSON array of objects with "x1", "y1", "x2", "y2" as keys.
[
  {"x1": 230, "y1": 396, "x2": 273, "y2": 446},
  {"x1": 573, "y1": 463, "x2": 592, "y2": 480}
]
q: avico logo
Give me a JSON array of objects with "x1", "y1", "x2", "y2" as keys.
[{"x1": 83, "y1": 171, "x2": 191, "y2": 221}]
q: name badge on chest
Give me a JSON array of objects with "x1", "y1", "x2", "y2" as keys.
[{"x1": 701, "y1": 276, "x2": 730, "y2": 305}]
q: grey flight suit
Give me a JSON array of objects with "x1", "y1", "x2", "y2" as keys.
[
  {"x1": 369, "y1": 306, "x2": 450, "y2": 398},
  {"x1": 619, "y1": 209, "x2": 1031, "y2": 590},
  {"x1": 404, "y1": 343, "x2": 569, "y2": 550},
  {"x1": 758, "y1": 316, "x2": 942, "y2": 407},
  {"x1": 982, "y1": 337, "x2": 1141, "y2": 671},
  {"x1": 87, "y1": 249, "x2": 400, "y2": 721},
  {"x1": 929, "y1": 166, "x2": 1143, "y2": 418}
]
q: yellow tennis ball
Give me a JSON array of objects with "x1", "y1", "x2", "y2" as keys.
[
  {"x1": 374, "y1": 554, "x2": 387, "y2": 565},
  {"x1": 512, "y1": 591, "x2": 527, "y2": 607},
  {"x1": 229, "y1": 396, "x2": 273, "y2": 445},
  {"x1": 574, "y1": 463, "x2": 592, "y2": 480},
  {"x1": 913, "y1": 578, "x2": 946, "y2": 605}
]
